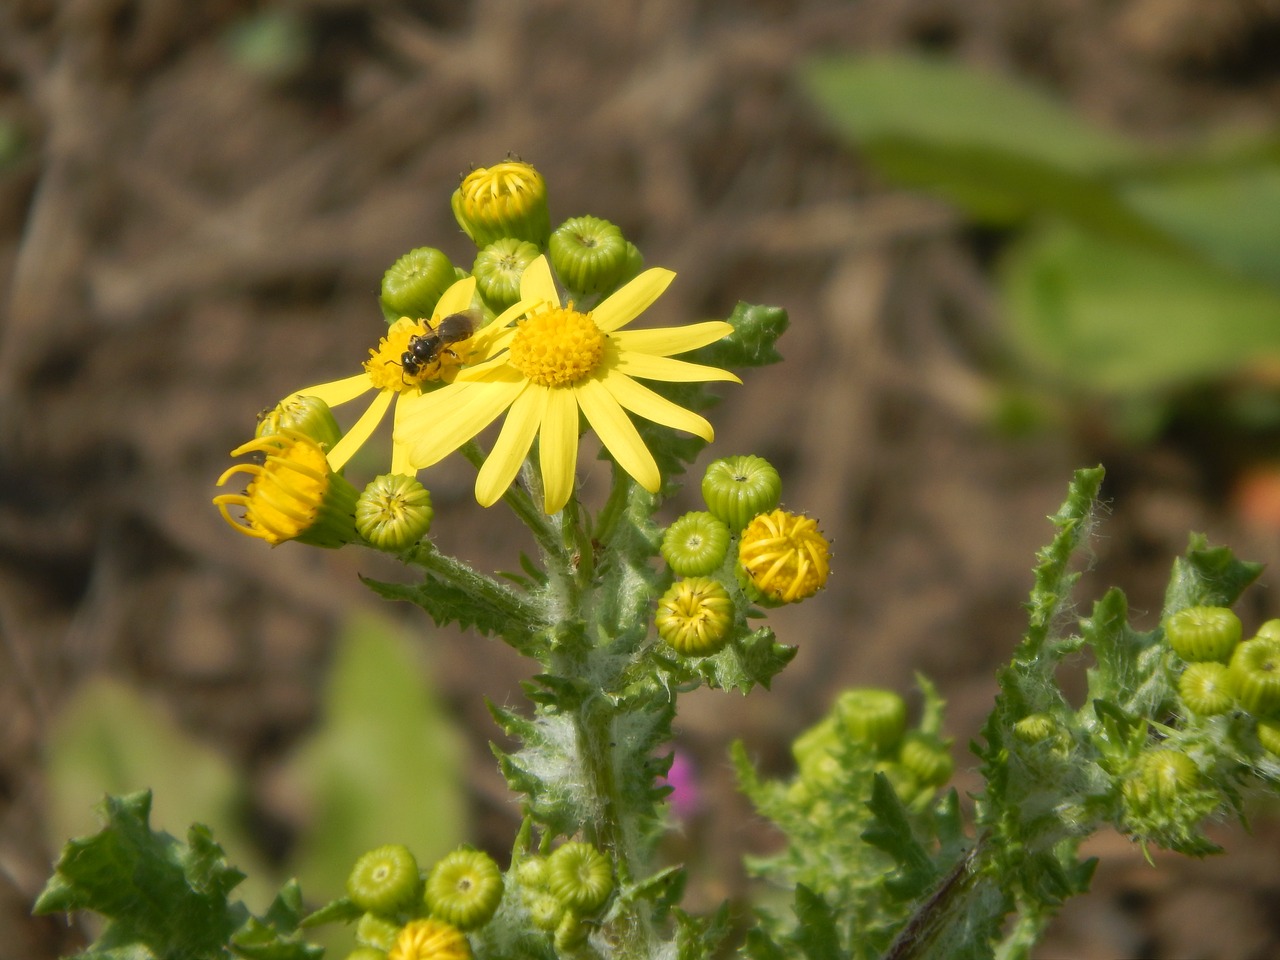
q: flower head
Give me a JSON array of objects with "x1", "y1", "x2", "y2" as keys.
[
  {"x1": 738, "y1": 510, "x2": 831, "y2": 604},
  {"x1": 284, "y1": 275, "x2": 526, "y2": 475},
  {"x1": 452, "y1": 160, "x2": 549, "y2": 248},
  {"x1": 395, "y1": 255, "x2": 740, "y2": 513},
  {"x1": 655, "y1": 577, "x2": 734, "y2": 656},
  {"x1": 388, "y1": 918, "x2": 471, "y2": 960},
  {"x1": 355, "y1": 474, "x2": 434, "y2": 551},
  {"x1": 213, "y1": 430, "x2": 359, "y2": 548}
]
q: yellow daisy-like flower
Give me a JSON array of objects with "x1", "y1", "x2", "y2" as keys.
[
  {"x1": 284, "y1": 275, "x2": 527, "y2": 475},
  {"x1": 395, "y1": 255, "x2": 740, "y2": 513}
]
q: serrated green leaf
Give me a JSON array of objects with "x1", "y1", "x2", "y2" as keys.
[
  {"x1": 35, "y1": 791, "x2": 248, "y2": 958},
  {"x1": 792, "y1": 885, "x2": 843, "y2": 960},
  {"x1": 860, "y1": 775, "x2": 938, "y2": 901},
  {"x1": 742, "y1": 928, "x2": 789, "y2": 960},
  {"x1": 274, "y1": 614, "x2": 465, "y2": 904},
  {"x1": 673, "y1": 902, "x2": 731, "y2": 959},
  {"x1": 695, "y1": 626, "x2": 796, "y2": 694},
  {"x1": 231, "y1": 915, "x2": 324, "y2": 960},
  {"x1": 693, "y1": 303, "x2": 789, "y2": 370},
  {"x1": 1161, "y1": 533, "x2": 1264, "y2": 615}
]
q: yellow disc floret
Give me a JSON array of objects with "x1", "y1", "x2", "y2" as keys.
[
  {"x1": 738, "y1": 509, "x2": 831, "y2": 604},
  {"x1": 365, "y1": 318, "x2": 472, "y2": 392},
  {"x1": 506, "y1": 306, "x2": 606, "y2": 387},
  {"x1": 213, "y1": 429, "x2": 359, "y2": 548}
]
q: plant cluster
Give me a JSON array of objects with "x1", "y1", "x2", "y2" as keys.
[{"x1": 35, "y1": 161, "x2": 1280, "y2": 960}]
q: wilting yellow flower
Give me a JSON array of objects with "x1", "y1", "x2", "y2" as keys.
[
  {"x1": 395, "y1": 255, "x2": 739, "y2": 513},
  {"x1": 282, "y1": 276, "x2": 526, "y2": 475},
  {"x1": 213, "y1": 430, "x2": 359, "y2": 547}
]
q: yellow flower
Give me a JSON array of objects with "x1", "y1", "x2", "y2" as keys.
[
  {"x1": 388, "y1": 918, "x2": 471, "y2": 960},
  {"x1": 738, "y1": 510, "x2": 831, "y2": 603},
  {"x1": 283, "y1": 275, "x2": 526, "y2": 475},
  {"x1": 395, "y1": 255, "x2": 739, "y2": 513}
]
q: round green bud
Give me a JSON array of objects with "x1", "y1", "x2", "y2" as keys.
[
  {"x1": 380, "y1": 247, "x2": 457, "y2": 324},
  {"x1": 548, "y1": 216, "x2": 629, "y2": 297},
  {"x1": 898, "y1": 733, "x2": 953, "y2": 788},
  {"x1": 514, "y1": 856, "x2": 548, "y2": 890},
  {"x1": 1258, "y1": 619, "x2": 1280, "y2": 642},
  {"x1": 452, "y1": 160, "x2": 550, "y2": 249},
  {"x1": 347, "y1": 844, "x2": 421, "y2": 917},
  {"x1": 833, "y1": 689, "x2": 908, "y2": 752},
  {"x1": 1227, "y1": 636, "x2": 1280, "y2": 716},
  {"x1": 701, "y1": 455, "x2": 783, "y2": 532},
  {"x1": 654, "y1": 577, "x2": 734, "y2": 657},
  {"x1": 256, "y1": 395, "x2": 343, "y2": 452},
  {"x1": 1178, "y1": 661, "x2": 1235, "y2": 717},
  {"x1": 554, "y1": 912, "x2": 589, "y2": 953},
  {"x1": 1129, "y1": 748, "x2": 1200, "y2": 807},
  {"x1": 356, "y1": 913, "x2": 401, "y2": 951},
  {"x1": 618, "y1": 241, "x2": 644, "y2": 285},
  {"x1": 1256, "y1": 718, "x2": 1280, "y2": 756},
  {"x1": 791, "y1": 715, "x2": 839, "y2": 769},
  {"x1": 472, "y1": 238, "x2": 540, "y2": 312},
  {"x1": 1012, "y1": 713, "x2": 1058, "y2": 745},
  {"x1": 1164, "y1": 605, "x2": 1242, "y2": 662},
  {"x1": 660, "y1": 511, "x2": 731, "y2": 576},
  {"x1": 356, "y1": 475, "x2": 433, "y2": 552},
  {"x1": 546, "y1": 842, "x2": 613, "y2": 914},
  {"x1": 425, "y1": 848, "x2": 504, "y2": 931},
  {"x1": 523, "y1": 890, "x2": 563, "y2": 931}
]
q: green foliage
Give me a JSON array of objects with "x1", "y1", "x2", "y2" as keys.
[{"x1": 801, "y1": 52, "x2": 1280, "y2": 429}]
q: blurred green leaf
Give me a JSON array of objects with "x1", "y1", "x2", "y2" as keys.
[
  {"x1": 44, "y1": 678, "x2": 274, "y2": 909},
  {"x1": 276, "y1": 613, "x2": 466, "y2": 903},
  {"x1": 1123, "y1": 167, "x2": 1280, "y2": 288},
  {"x1": 1002, "y1": 224, "x2": 1280, "y2": 394},
  {"x1": 801, "y1": 55, "x2": 1177, "y2": 249}
]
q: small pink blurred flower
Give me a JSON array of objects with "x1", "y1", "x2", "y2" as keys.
[{"x1": 659, "y1": 750, "x2": 701, "y2": 820}]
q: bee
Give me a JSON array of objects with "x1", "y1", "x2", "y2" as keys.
[{"x1": 397, "y1": 309, "x2": 479, "y2": 380}]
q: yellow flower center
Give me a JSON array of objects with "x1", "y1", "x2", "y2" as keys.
[
  {"x1": 366, "y1": 318, "x2": 472, "y2": 392},
  {"x1": 507, "y1": 305, "x2": 606, "y2": 387},
  {"x1": 214, "y1": 431, "x2": 330, "y2": 545},
  {"x1": 738, "y1": 510, "x2": 832, "y2": 603}
]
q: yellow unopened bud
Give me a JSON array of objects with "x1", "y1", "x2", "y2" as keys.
[
  {"x1": 738, "y1": 510, "x2": 831, "y2": 604},
  {"x1": 256, "y1": 395, "x2": 342, "y2": 452},
  {"x1": 451, "y1": 160, "x2": 549, "y2": 248}
]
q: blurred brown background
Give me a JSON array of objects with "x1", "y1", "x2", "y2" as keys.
[{"x1": 5, "y1": 1, "x2": 1280, "y2": 958}]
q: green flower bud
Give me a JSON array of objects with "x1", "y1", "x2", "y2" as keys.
[
  {"x1": 215, "y1": 429, "x2": 360, "y2": 549},
  {"x1": 1256, "y1": 717, "x2": 1280, "y2": 756},
  {"x1": 346, "y1": 844, "x2": 422, "y2": 917},
  {"x1": 1012, "y1": 713, "x2": 1058, "y2": 745},
  {"x1": 555, "y1": 912, "x2": 589, "y2": 952},
  {"x1": 356, "y1": 474, "x2": 433, "y2": 551},
  {"x1": 701, "y1": 455, "x2": 782, "y2": 532},
  {"x1": 524, "y1": 890, "x2": 563, "y2": 931},
  {"x1": 472, "y1": 238, "x2": 540, "y2": 311},
  {"x1": 546, "y1": 842, "x2": 613, "y2": 914},
  {"x1": 514, "y1": 856, "x2": 548, "y2": 890},
  {"x1": 1227, "y1": 636, "x2": 1280, "y2": 716},
  {"x1": 660, "y1": 511, "x2": 731, "y2": 576},
  {"x1": 425, "y1": 848, "x2": 504, "y2": 931},
  {"x1": 1257, "y1": 619, "x2": 1280, "y2": 642},
  {"x1": 898, "y1": 733, "x2": 953, "y2": 788},
  {"x1": 380, "y1": 247, "x2": 457, "y2": 324},
  {"x1": 1178, "y1": 661, "x2": 1235, "y2": 717},
  {"x1": 833, "y1": 689, "x2": 908, "y2": 752},
  {"x1": 791, "y1": 716, "x2": 839, "y2": 769},
  {"x1": 549, "y1": 216, "x2": 629, "y2": 297},
  {"x1": 618, "y1": 241, "x2": 644, "y2": 284},
  {"x1": 256, "y1": 394, "x2": 342, "y2": 452},
  {"x1": 655, "y1": 577, "x2": 734, "y2": 657},
  {"x1": 1126, "y1": 748, "x2": 1200, "y2": 810},
  {"x1": 356, "y1": 913, "x2": 401, "y2": 951},
  {"x1": 452, "y1": 160, "x2": 550, "y2": 248},
  {"x1": 1163, "y1": 605, "x2": 1242, "y2": 662},
  {"x1": 387, "y1": 918, "x2": 471, "y2": 960}
]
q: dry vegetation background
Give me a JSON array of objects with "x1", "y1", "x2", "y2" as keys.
[{"x1": 5, "y1": 1, "x2": 1280, "y2": 958}]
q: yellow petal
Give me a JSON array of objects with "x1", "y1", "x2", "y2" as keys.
[
  {"x1": 390, "y1": 396, "x2": 418, "y2": 476},
  {"x1": 613, "y1": 352, "x2": 742, "y2": 384},
  {"x1": 574, "y1": 377, "x2": 660, "y2": 493},
  {"x1": 601, "y1": 372, "x2": 714, "y2": 440},
  {"x1": 520, "y1": 254, "x2": 560, "y2": 304},
  {"x1": 434, "y1": 275, "x2": 477, "y2": 318},
  {"x1": 327, "y1": 389, "x2": 394, "y2": 470},
  {"x1": 612, "y1": 320, "x2": 733, "y2": 356},
  {"x1": 454, "y1": 350, "x2": 517, "y2": 382},
  {"x1": 475, "y1": 387, "x2": 546, "y2": 507},
  {"x1": 593, "y1": 268, "x2": 676, "y2": 333},
  {"x1": 287, "y1": 373, "x2": 372, "y2": 408},
  {"x1": 401, "y1": 377, "x2": 525, "y2": 469},
  {"x1": 538, "y1": 386, "x2": 580, "y2": 513}
]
